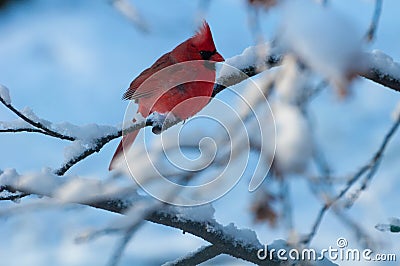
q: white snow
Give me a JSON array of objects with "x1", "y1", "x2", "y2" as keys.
[
  {"x1": 222, "y1": 222, "x2": 261, "y2": 247},
  {"x1": 279, "y1": 0, "x2": 363, "y2": 90},
  {"x1": 369, "y1": 50, "x2": 400, "y2": 81},
  {"x1": 174, "y1": 204, "x2": 215, "y2": 222},
  {"x1": 0, "y1": 119, "x2": 33, "y2": 130},
  {"x1": 63, "y1": 140, "x2": 88, "y2": 162},
  {"x1": 272, "y1": 103, "x2": 313, "y2": 174},
  {"x1": 55, "y1": 176, "x2": 137, "y2": 203},
  {"x1": 275, "y1": 55, "x2": 311, "y2": 104},
  {"x1": 225, "y1": 43, "x2": 271, "y2": 71},
  {"x1": 145, "y1": 111, "x2": 177, "y2": 130},
  {"x1": 0, "y1": 84, "x2": 11, "y2": 104},
  {"x1": 0, "y1": 168, "x2": 62, "y2": 196},
  {"x1": 0, "y1": 168, "x2": 19, "y2": 186},
  {"x1": 58, "y1": 123, "x2": 118, "y2": 162},
  {"x1": 217, "y1": 43, "x2": 274, "y2": 85},
  {"x1": 21, "y1": 107, "x2": 52, "y2": 127},
  {"x1": 54, "y1": 122, "x2": 118, "y2": 142}
]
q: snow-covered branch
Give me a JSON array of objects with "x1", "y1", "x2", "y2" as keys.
[
  {"x1": 92, "y1": 199, "x2": 281, "y2": 266},
  {"x1": 0, "y1": 89, "x2": 75, "y2": 141},
  {"x1": 216, "y1": 47, "x2": 400, "y2": 96},
  {"x1": 2, "y1": 47, "x2": 400, "y2": 179},
  {"x1": 0, "y1": 169, "x2": 281, "y2": 265}
]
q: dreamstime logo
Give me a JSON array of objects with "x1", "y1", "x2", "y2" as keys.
[
  {"x1": 257, "y1": 237, "x2": 397, "y2": 262},
  {"x1": 121, "y1": 60, "x2": 276, "y2": 206}
]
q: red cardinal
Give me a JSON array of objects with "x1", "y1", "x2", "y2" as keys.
[{"x1": 109, "y1": 21, "x2": 224, "y2": 170}]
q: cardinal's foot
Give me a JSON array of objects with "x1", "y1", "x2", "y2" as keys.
[{"x1": 146, "y1": 112, "x2": 180, "y2": 135}]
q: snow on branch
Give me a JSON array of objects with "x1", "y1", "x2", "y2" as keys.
[
  {"x1": 215, "y1": 45, "x2": 400, "y2": 97},
  {"x1": 1, "y1": 46, "x2": 400, "y2": 181},
  {"x1": 362, "y1": 50, "x2": 400, "y2": 92},
  {"x1": 0, "y1": 91, "x2": 75, "y2": 141},
  {"x1": 0, "y1": 168, "x2": 282, "y2": 265},
  {"x1": 92, "y1": 199, "x2": 281, "y2": 266}
]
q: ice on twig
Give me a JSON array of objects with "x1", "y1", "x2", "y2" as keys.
[
  {"x1": 174, "y1": 204, "x2": 215, "y2": 223},
  {"x1": 21, "y1": 107, "x2": 51, "y2": 127},
  {"x1": 60, "y1": 123, "x2": 119, "y2": 162},
  {"x1": 369, "y1": 50, "x2": 400, "y2": 81},
  {"x1": 222, "y1": 223, "x2": 260, "y2": 247},
  {"x1": 0, "y1": 84, "x2": 11, "y2": 104}
]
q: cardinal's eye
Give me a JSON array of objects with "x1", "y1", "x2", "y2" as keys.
[{"x1": 199, "y1": 50, "x2": 216, "y2": 60}]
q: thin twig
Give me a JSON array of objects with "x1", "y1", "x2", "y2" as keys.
[
  {"x1": 365, "y1": 0, "x2": 383, "y2": 42},
  {"x1": 54, "y1": 129, "x2": 126, "y2": 176},
  {"x1": 278, "y1": 176, "x2": 293, "y2": 232},
  {"x1": 0, "y1": 127, "x2": 51, "y2": 136},
  {"x1": 302, "y1": 111, "x2": 400, "y2": 245},
  {"x1": 2, "y1": 49, "x2": 400, "y2": 180},
  {"x1": 163, "y1": 245, "x2": 222, "y2": 266},
  {"x1": 333, "y1": 208, "x2": 375, "y2": 249},
  {"x1": 106, "y1": 221, "x2": 145, "y2": 266},
  {"x1": 0, "y1": 96, "x2": 75, "y2": 141},
  {"x1": 90, "y1": 197, "x2": 280, "y2": 265},
  {"x1": 110, "y1": 0, "x2": 149, "y2": 33}
]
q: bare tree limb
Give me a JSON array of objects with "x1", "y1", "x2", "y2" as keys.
[
  {"x1": 365, "y1": 0, "x2": 383, "y2": 42},
  {"x1": 302, "y1": 110, "x2": 400, "y2": 245},
  {"x1": 106, "y1": 221, "x2": 145, "y2": 266},
  {"x1": 163, "y1": 245, "x2": 222, "y2": 266}
]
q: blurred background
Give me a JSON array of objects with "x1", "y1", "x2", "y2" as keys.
[{"x1": 0, "y1": 0, "x2": 400, "y2": 265}]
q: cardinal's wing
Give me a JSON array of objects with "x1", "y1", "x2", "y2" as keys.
[
  {"x1": 123, "y1": 52, "x2": 178, "y2": 100},
  {"x1": 123, "y1": 55, "x2": 204, "y2": 100}
]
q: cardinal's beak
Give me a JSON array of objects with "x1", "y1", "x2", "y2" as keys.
[{"x1": 211, "y1": 52, "x2": 224, "y2": 62}]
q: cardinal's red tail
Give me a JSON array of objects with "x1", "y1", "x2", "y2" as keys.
[{"x1": 109, "y1": 130, "x2": 140, "y2": 171}]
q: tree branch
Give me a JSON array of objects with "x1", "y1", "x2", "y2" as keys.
[
  {"x1": 2, "y1": 48, "x2": 400, "y2": 182},
  {"x1": 365, "y1": 0, "x2": 383, "y2": 42},
  {"x1": 54, "y1": 129, "x2": 128, "y2": 176},
  {"x1": 302, "y1": 110, "x2": 400, "y2": 245},
  {"x1": 0, "y1": 170, "x2": 281, "y2": 266},
  {"x1": 360, "y1": 67, "x2": 400, "y2": 92},
  {"x1": 163, "y1": 245, "x2": 222, "y2": 266},
  {"x1": 0, "y1": 127, "x2": 53, "y2": 136},
  {"x1": 0, "y1": 96, "x2": 75, "y2": 141},
  {"x1": 89, "y1": 199, "x2": 281, "y2": 266}
]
